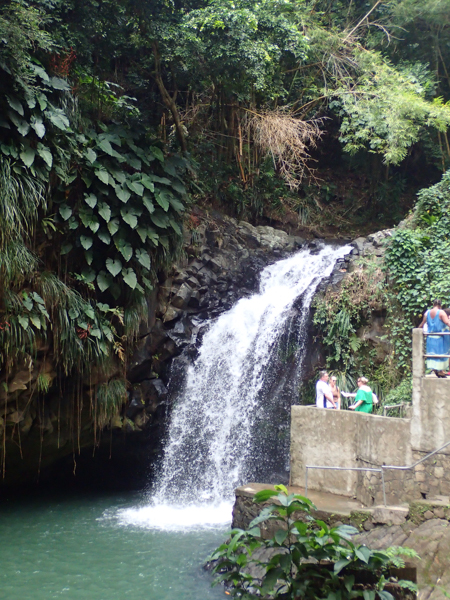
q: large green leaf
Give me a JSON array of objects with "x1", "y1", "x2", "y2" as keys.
[
  {"x1": 150, "y1": 146, "x2": 164, "y2": 161},
  {"x1": 84, "y1": 193, "x2": 98, "y2": 208},
  {"x1": 141, "y1": 174, "x2": 155, "y2": 191},
  {"x1": 45, "y1": 107, "x2": 70, "y2": 130},
  {"x1": 88, "y1": 217, "x2": 100, "y2": 233},
  {"x1": 68, "y1": 217, "x2": 78, "y2": 230},
  {"x1": 30, "y1": 115, "x2": 45, "y2": 138},
  {"x1": 136, "y1": 249, "x2": 151, "y2": 270},
  {"x1": 98, "y1": 202, "x2": 111, "y2": 222},
  {"x1": 95, "y1": 169, "x2": 110, "y2": 185},
  {"x1": 18, "y1": 315, "x2": 29, "y2": 329},
  {"x1": 59, "y1": 204, "x2": 72, "y2": 221},
  {"x1": 98, "y1": 229, "x2": 111, "y2": 244},
  {"x1": 126, "y1": 180, "x2": 144, "y2": 196},
  {"x1": 115, "y1": 185, "x2": 131, "y2": 203},
  {"x1": 169, "y1": 218, "x2": 182, "y2": 235},
  {"x1": 136, "y1": 227, "x2": 147, "y2": 243},
  {"x1": 29, "y1": 63, "x2": 49, "y2": 82},
  {"x1": 8, "y1": 111, "x2": 30, "y2": 136},
  {"x1": 106, "y1": 258, "x2": 122, "y2": 277},
  {"x1": 111, "y1": 169, "x2": 126, "y2": 184},
  {"x1": 85, "y1": 148, "x2": 97, "y2": 164},
  {"x1": 7, "y1": 95, "x2": 24, "y2": 116},
  {"x1": 150, "y1": 175, "x2": 172, "y2": 185},
  {"x1": 37, "y1": 93, "x2": 48, "y2": 111},
  {"x1": 81, "y1": 268, "x2": 96, "y2": 283},
  {"x1": 20, "y1": 147, "x2": 36, "y2": 167},
  {"x1": 97, "y1": 138, "x2": 114, "y2": 156},
  {"x1": 169, "y1": 196, "x2": 185, "y2": 213},
  {"x1": 146, "y1": 227, "x2": 159, "y2": 244},
  {"x1": 85, "y1": 249, "x2": 94, "y2": 265},
  {"x1": 60, "y1": 242, "x2": 73, "y2": 255},
  {"x1": 121, "y1": 207, "x2": 138, "y2": 229},
  {"x1": 107, "y1": 218, "x2": 120, "y2": 236},
  {"x1": 116, "y1": 240, "x2": 133, "y2": 262},
  {"x1": 170, "y1": 180, "x2": 187, "y2": 196},
  {"x1": 49, "y1": 76, "x2": 71, "y2": 91},
  {"x1": 122, "y1": 267, "x2": 137, "y2": 289},
  {"x1": 143, "y1": 195, "x2": 155, "y2": 214},
  {"x1": 97, "y1": 271, "x2": 113, "y2": 292},
  {"x1": 155, "y1": 188, "x2": 170, "y2": 211},
  {"x1": 80, "y1": 235, "x2": 93, "y2": 250},
  {"x1": 37, "y1": 143, "x2": 52, "y2": 167},
  {"x1": 151, "y1": 212, "x2": 169, "y2": 228}
]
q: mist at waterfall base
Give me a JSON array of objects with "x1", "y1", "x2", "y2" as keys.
[
  {"x1": 0, "y1": 245, "x2": 352, "y2": 600},
  {"x1": 119, "y1": 243, "x2": 351, "y2": 532}
]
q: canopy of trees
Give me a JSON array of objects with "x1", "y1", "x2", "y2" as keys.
[{"x1": 1, "y1": 0, "x2": 449, "y2": 422}]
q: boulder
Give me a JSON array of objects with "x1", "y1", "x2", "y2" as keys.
[
  {"x1": 163, "y1": 305, "x2": 182, "y2": 323},
  {"x1": 372, "y1": 506, "x2": 409, "y2": 525},
  {"x1": 351, "y1": 237, "x2": 366, "y2": 253},
  {"x1": 171, "y1": 283, "x2": 192, "y2": 309}
]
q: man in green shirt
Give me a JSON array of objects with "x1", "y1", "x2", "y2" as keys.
[{"x1": 349, "y1": 377, "x2": 373, "y2": 413}]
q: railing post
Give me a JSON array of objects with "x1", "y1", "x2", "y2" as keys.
[
  {"x1": 381, "y1": 468, "x2": 387, "y2": 506},
  {"x1": 412, "y1": 328, "x2": 424, "y2": 379}
]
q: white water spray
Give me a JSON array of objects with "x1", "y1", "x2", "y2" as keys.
[{"x1": 119, "y1": 244, "x2": 351, "y2": 530}]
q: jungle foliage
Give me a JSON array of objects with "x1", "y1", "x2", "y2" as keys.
[
  {"x1": 10, "y1": 0, "x2": 450, "y2": 227},
  {"x1": 2, "y1": 0, "x2": 450, "y2": 427},
  {"x1": 0, "y1": 2, "x2": 187, "y2": 422},
  {"x1": 210, "y1": 486, "x2": 418, "y2": 599}
]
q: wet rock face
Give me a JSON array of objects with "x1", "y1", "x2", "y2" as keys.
[{"x1": 126, "y1": 214, "x2": 308, "y2": 436}]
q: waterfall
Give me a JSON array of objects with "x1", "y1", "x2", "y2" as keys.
[{"x1": 151, "y1": 243, "x2": 352, "y2": 510}]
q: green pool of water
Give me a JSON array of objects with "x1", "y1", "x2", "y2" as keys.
[{"x1": 0, "y1": 492, "x2": 231, "y2": 600}]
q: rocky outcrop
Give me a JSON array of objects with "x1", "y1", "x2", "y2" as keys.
[
  {"x1": 125, "y1": 212, "x2": 307, "y2": 441},
  {"x1": 0, "y1": 211, "x2": 308, "y2": 489}
]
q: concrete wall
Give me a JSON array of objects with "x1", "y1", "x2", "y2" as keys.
[
  {"x1": 290, "y1": 407, "x2": 412, "y2": 504},
  {"x1": 290, "y1": 330, "x2": 450, "y2": 505},
  {"x1": 290, "y1": 407, "x2": 358, "y2": 496}
]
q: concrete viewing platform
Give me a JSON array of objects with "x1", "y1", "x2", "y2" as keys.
[{"x1": 235, "y1": 482, "x2": 368, "y2": 516}]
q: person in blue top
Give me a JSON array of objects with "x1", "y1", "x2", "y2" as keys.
[{"x1": 419, "y1": 299, "x2": 450, "y2": 377}]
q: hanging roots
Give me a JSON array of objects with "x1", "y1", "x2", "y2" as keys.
[{"x1": 249, "y1": 109, "x2": 324, "y2": 190}]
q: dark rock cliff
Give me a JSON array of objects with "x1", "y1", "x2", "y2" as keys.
[{"x1": 1, "y1": 213, "x2": 389, "y2": 493}]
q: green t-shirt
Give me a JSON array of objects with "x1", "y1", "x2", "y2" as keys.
[{"x1": 354, "y1": 386, "x2": 373, "y2": 413}]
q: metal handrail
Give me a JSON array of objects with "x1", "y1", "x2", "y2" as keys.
[
  {"x1": 383, "y1": 403, "x2": 408, "y2": 416},
  {"x1": 305, "y1": 439, "x2": 450, "y2": 507},
  {"x1": 423, "y1": 332, "x2": 450, "y2": 335}
]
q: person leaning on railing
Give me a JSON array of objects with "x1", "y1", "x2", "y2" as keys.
[
  {"x1": 349, "y1": 377, "x2": 373, "y2": 413},
  {"x1": 419, "y1": 299, "x2": 450, "y2": 378}
]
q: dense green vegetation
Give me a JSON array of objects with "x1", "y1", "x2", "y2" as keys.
[
  {"x1": 312, "y1": 170, "x2": 450, "y2": 407},
  {"x1": 211, "y1": 486, "x2": 417, "y2": 599},
  {"x1": 1, "y1": 0, "x2": 450, "y2": 437}
]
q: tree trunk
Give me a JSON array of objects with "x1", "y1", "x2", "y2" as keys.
[{"x1": 152, "y1": 42, "x2": 187, "y2": 153}]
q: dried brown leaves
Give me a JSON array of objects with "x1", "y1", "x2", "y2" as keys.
[{"x1": 249, "y1": 108, "x2": 324, "y2": 189}]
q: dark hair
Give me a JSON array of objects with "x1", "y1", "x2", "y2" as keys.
[
  {"x1": 433, "y1": 299, "x2": 442, "y2": 307},
  {"x1": 445, "y1": 308, "x2": 450, "y2": 316}
]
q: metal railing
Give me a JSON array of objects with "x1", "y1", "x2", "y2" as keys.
[
  {"x1": 305, "y1": 439, "x2": 450, "y2": 507},
  {"x1": 382, "y1": 403, "x2": 408, "y2": 416},
  {"x1": 423, "y1": 331, "x2": 450, "y2": 359}
]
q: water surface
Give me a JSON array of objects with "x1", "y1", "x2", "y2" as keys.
[{"x1": 0, "y1": 492, "x2": 229, "y2": 600}]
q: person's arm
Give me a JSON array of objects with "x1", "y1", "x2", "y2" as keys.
[
  {"x1": 349, "y1": 399, "x2": 363, "y2": 410},
  {"x1": 440, "y1": 310, "x2": 450, "y2": 326},
  {"x1": 418, "y1": 311, "x2": 427, "y2": 328}
]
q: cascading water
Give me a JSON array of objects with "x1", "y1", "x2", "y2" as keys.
[{"x1": 118, "y1": 243, "x2": 351, "y2": 530}]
